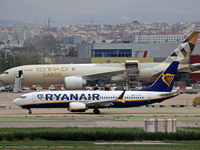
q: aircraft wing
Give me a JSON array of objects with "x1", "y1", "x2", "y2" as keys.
[
  {"x1": 82, "y1": 68, "x2": 137, "y2": 81},
  {"x1": 85, "y1": 91, "x2": 126, "y2": 107},
  {"x1": 86, "y1": 100, "x2": 115, "y2": 107},
  {"x1": 178, "y1": 63, "x2": 200, "y2": 73}
]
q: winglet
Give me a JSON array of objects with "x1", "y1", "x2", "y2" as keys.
[
  {"x1": 117, "y1": 99, "x2": 125, "y2": 103},
  {"x1": 114, "y1": 90, "x2": 126, "y2": 103}
]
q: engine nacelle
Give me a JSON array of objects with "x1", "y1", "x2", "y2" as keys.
[
  {"x1": 68, "y1": 102, "x2": 87, "y2": 112},
  {"x1": 64, "y1": 76, "x2": 86, "y2": 90}
]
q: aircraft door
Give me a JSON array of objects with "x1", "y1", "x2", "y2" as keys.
[
  {"x1": 32, "y1": 94, "x2": 37, "y2": 102},
  {"x1": 15, "y1": 70, "x2": 23, "y2": 78},
  {"x1": 19, "y1": 70, "x2": 23, "y2": 77},
  {"x1": 147, "y1": 93, "x2": 151, "y2": 103}
]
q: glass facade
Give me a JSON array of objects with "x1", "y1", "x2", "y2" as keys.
[
  {"x1": 92, "y1": 49, "x2": 132, "y2": 57},
  {"x1": 60, "y1": 37, "x2": 73, "y2": 44}
]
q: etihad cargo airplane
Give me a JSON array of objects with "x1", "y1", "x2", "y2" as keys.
[
  {"x1": 13, "y1": 61, "x2": 179, "y2": 114},
  {"x1": 0, "y1": 31, "x2": 200, "y2": 89}
]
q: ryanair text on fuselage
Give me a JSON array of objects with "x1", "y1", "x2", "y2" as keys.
[{"x1": 37, "y1": 93, "x2": 100, "y2": 101}]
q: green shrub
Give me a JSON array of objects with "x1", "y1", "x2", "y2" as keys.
[{"x1": 1, "y1": 128, "x2": 200, "y2": 141}]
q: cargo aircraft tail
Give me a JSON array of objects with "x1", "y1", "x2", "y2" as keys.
[{"x1": 164, "y1": 31, "x2": 200, "y2": 64}]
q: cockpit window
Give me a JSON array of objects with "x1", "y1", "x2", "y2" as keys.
[
  {"x1": 3, "y1": 72, "x2": 9, "y2": 74},
  {"x1": 20, "y1": 96, "x2": 26, "y2": 99}
]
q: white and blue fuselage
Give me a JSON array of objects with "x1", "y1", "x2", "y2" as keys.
[{"x1": 13, "y1": 90, "x2": 177, "y2": 109}]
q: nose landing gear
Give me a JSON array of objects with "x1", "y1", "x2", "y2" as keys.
[{"x1": 28, "y1": 109, "x2": 32, "y2": 114}]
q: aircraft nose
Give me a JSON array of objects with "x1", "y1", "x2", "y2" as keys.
[
  {"x1": 0, "y1": 74, "x2": 5, "y2": 81},
  {"x1": 13, "y1": 98, "x2": 20, "y2": 105}
]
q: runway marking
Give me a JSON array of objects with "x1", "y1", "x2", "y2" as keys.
[
  {"x1": 1, "y1": 116, "x2": 200, "y2": 120},
  {"x1": 95, "y1": 142, "x2": 176, "y2": 145}
]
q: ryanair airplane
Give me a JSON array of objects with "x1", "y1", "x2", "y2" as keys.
[{"x1": 13, "y1": 61, "x2": 179, "y2": 114}]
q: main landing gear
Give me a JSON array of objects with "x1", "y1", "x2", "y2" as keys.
[
  {"x1": 28, "y1": 109, "x2": 32, "y2": 114},
  {"x1": 93, "y1": 108, "x2": 100, "y2": 114}
]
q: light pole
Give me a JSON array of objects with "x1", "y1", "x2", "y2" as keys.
[
  {"x1": 13, "y1": 55, "x2": 15, "y2": 67},
  {"x1": 6, "y1": 61, "x2": 12, "y2": 68}
]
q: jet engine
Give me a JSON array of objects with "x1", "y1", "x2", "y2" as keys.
[
  {"x1": 64, "y1": 76, "x2": 86, "y2": 90},
  {"x1": 68, "y1": 102, "x2": 87, "y2": 112}
]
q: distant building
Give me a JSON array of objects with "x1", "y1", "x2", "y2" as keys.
[
  {"x1": 42, "y1": 27, "x2": 57, "y2": 32},
  {"x1": 135, "y1": 34, "x2": 184, "y2": 43},
  {"x1": 77, "y1": 42, "x2": 163, "y2": 58},
  {"x1": 41, "y1": 57, "x2": 91, "y2": 64},
  {"x1": 60, "y1": 37, "x2": 73, "y2": 44},
  {"x1": 14, "y1": 31, "x2": 32, "y2": 41},
  {"x1": 0, "y1": 31, "x2": 9, "y2": 41},
  {"x1": 77, "y1": 43, "x2": 93, "y2": 58},
  {"x1": 73, "y1": 36, "x2": 82, "y2": 44},
  {"x1": 77, "y1": 42, "x2": 200, "y2": 61},
  {"x1": 60, "y1": 36, "x2": 82, "y2": 44},
  {"x1": 190, "y1": 55, "x2": 200, "y2": 85}
]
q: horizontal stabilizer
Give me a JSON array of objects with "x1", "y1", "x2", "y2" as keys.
[
  {"x1": 159, "y1": 90, "x2": 178, "y2": 96},
  {"x1": 178, "y1": 63, "x2": 200, "y2": 73}
]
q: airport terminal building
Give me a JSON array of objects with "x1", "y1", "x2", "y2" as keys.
[{"x1": 77, "y1": 42, "x2": 200, "y2": 62}]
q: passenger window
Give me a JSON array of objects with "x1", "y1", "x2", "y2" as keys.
[
  {"x1": 20, "y1": 96, "x2": 26, "y2": 99},
  {"x1": 3, "y1": 72, "x2": 9, "y2": 74}
]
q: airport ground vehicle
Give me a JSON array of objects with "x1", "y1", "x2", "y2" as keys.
[{"x1": 0, "y1": 85, "x2": 13, "y2": 92}]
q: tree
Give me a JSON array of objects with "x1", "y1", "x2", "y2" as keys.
[
  {"x1": 6, "y1": 40, "x2": 10, "y2": 44},
  {"x1": 41, "y1": 35, "x2": 58, "y2": 53},
  {"x1": 0, "y1": 41, "x2": 5, "y2": 47},
  {"x1": 0, "y1": 50, "x2": 41, "y2": 73},
  {"x1": 23, "y1": 35, "x2": 61, "y2": 53},
  {"x1": 132, "y1": 20, "x2": 140, "y2": 23},
  {"x1": 65, "y1": 48, "x2": 77, "y2": 57}
]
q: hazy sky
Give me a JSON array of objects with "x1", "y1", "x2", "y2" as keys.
[
  {"x1": 18, "y1": 0, "x2": 147, "y2": 14},
  {"x1": 1, "y1": 0, "x2": 200, "y2": 25}
]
